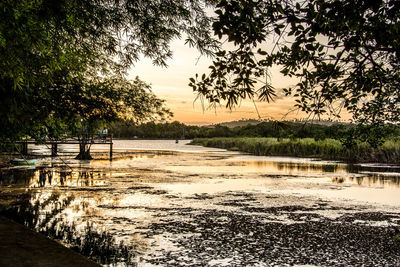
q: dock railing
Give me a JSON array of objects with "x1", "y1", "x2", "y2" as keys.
[{"x1": 9, "y1": 135, "x2": 114, "y2": 160}]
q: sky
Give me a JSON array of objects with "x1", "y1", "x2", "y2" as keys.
[{"x1": 128, "y1": 38, "x2": 342, "y2": 125}]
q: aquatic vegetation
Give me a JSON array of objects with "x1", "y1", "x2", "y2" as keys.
[
  {"x1": 64, "y1": 223, "x2": 134, "y2": 266},
  {"x1": 1, "y1": 143, "x2": 400, "y2": 266},
  {"x1": 145, "y1": 208, "x2": 400, "y2": 266},
  {"x1": 191, "y1": 137, "x2": 400, "y2": 163},
  {"x1": 394, "y1": 230, "x2": 400, "y2": 244}
]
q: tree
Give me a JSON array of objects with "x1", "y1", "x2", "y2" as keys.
[
  {"x1": 189, "y1": 0, "x2": 400, "y2": 124},
  {"x1": 0, "y1": 0, "x2": 219, "y2": 142},
  {"x1": 63, "y1": 76, "x2": 172, "y2": 159}
]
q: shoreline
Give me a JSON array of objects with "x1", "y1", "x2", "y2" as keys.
[
  {"x1": 0, "y1": 216, "x2": 100, "y2": 266},
  {"x1": 190, "y1": 137, "x2": 400, "y2": 164},
  {"x1": 0, "y1": 143, "x2": 399, "y2": 265}
]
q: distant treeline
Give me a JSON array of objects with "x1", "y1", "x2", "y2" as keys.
[{"x1": 109, "y1": 120, "x2": 400, "y2": 143}]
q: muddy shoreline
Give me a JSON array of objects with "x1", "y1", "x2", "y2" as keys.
[
  {"x1": 0, "y1": 215, "x2": 100, "y2": 267},
  {"x1": 2, "y1": 188, "x2": 399, "y2": 266},
  {"x1": 0, "y1": 145, "x2": 399, "y2": 266},
  {"x1": 142, "y1": 195, "x2": 400, "y2": 266}
]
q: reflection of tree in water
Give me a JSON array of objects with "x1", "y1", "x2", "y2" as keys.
[
  {"x1": 356, "y1": 176, "x2": 365, "y2": 185},
  {"x1": 322, "y1": 165, "x2": 338, "y2": 173},
  {"x1": 331, "y1": 177, "x2": 345, "y2": 184},
  {"x1": 0, "y1": 168, "x2": 107, "y2": 188},
  {"x1": 331, "y1": 175, "x2": 400, "y2": 187},
  {"x1": 0, "y1": 169, "x2": 35, "y2": 186},
  {"x1": 59, "y1": 171, "x2": 68, "y2": 186},
  {"x1": 77, "y1": 171, "x2": 95, "y2": 187},
  {"x1": 273, "y1": 162, "x2": 340, "y2": 173},
  {"x1": 0, "y1": 191, "x2": 135, "y2": 265}
]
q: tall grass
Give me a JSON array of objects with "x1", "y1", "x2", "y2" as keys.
[{"x1": 190, "y1": 137, "x2": 400, "y2": 163}]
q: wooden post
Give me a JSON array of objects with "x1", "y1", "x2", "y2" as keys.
[
  {"x1": 22, "y1": 141, "x2": 28, "y2": 155},
  {"x1": 51, "y1": 143, "x2": 58, "y2": 157},
  {"x1": 109, "y1": 134, "x2": 113, "y2": 161}
]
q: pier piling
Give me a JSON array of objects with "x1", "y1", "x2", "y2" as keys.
[
  {"x1": 51, "y1": 143, "x2": 58, "y2": 157},
  {"x1": 109, "y1": 135, "x2": 113, "y2": 161}
]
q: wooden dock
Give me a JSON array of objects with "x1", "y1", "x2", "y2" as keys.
[{"x1": 15, "y1": 136, "x2": 114, "y2": 160}]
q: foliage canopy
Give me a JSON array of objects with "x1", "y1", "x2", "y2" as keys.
[
  {"x1": 190, "y1": 0, "x2": 400, "y2": 123},
  {"x1": 3, "y1": 0, "x2": 399, "y2": 143},
  {"x1": 0, "y1": 0, "x2": 218, "y2": 140}
]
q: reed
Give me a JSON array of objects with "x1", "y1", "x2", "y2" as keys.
[{"x1": 191, "y1": 137, "x2": 400, "y2": 163}]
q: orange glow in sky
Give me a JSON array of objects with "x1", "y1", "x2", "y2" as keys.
[{"x1": 128, "y1": 39, "x2": 349, "y2": 125}]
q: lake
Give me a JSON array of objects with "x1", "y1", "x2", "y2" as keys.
[{"x1": 1, "y1": 140, "x2": 399, "y2": 266}]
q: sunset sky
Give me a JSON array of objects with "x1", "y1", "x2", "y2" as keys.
[{"x1": 128, "y1": 38, "x2": 343, "y2": 125}]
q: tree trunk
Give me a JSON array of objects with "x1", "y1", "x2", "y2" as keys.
[{"x1": 75, "y1": 140, "x2": 93, "y2": 160}]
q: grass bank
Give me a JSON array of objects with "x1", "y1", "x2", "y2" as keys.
[{"x1": 190, "y1": 137, "x2": 400, "y2": 163}]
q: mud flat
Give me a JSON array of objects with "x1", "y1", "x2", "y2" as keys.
[
  {"x1": 138, "y1": 193, "x2": 400, "y2": 266},
  {"x1": 0, "y1": 140, "x2": 399, "y2": 266}
]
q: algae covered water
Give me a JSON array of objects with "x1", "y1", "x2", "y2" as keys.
[{"x1": 1, "y1": 140, "x2": 399, "y2": 266}]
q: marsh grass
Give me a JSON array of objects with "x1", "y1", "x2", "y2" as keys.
[{"x1": 191, "y1": 138, "x2": 400, "y2": 163}]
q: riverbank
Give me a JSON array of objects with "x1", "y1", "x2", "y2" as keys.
[
  {"x1": 0, "y1": 216, "x2": 100, "y2": 267},
  {"x1": 1, "y1": 141, "x2": 400, "y2": 265},
  {"x1": 191, "y1": 137, "x2": 400, "y2": 163}
]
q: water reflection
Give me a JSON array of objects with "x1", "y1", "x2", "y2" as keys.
[
  {"x1": 168, "y1": 159, "x2": 400, "y2": 188},
  {"x1": 239, "y1": 160, "x2": 400, "y2": 188},
  {"x1": 0, "y1": 191, "x2": 135, "y2": 265},
  {"x1": 332, "y1": 174, "x2": 400, "y2": 188},
  {"x1": 93, "y1": 151, "x2": 174, "y2": 164},
  {"x1": 0, "y1": 168, "x2": 107, "y2": 188},
  {"x1": 245, "y1": 161, "x2": 345, "y2": 174},
  {"x1": 4, "y1": 153, "x2": 400, "y2": 191},
  {"x1": 1, "y1": 146, "x2": 400, "y2": 266}
]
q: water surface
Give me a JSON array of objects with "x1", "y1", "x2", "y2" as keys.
[{"x1": 1, "y1": 140, "x2": 399, "y2": 266}]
